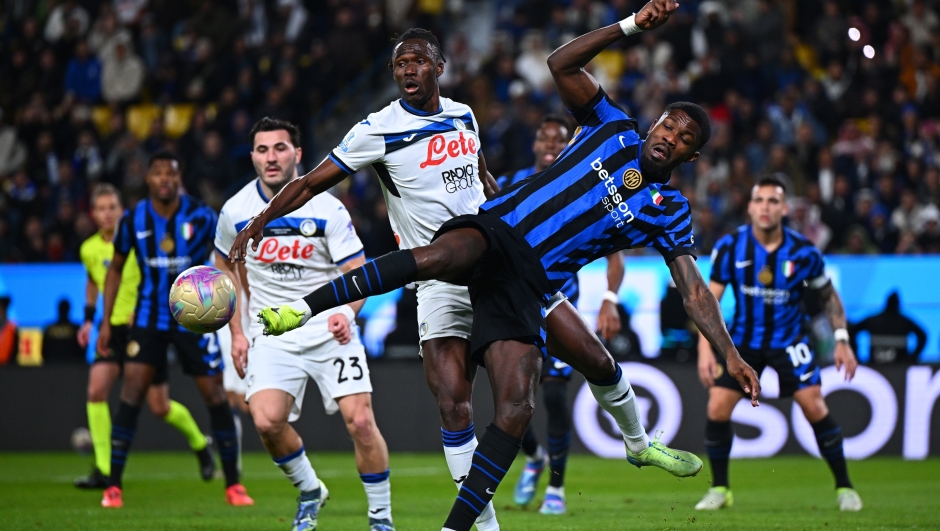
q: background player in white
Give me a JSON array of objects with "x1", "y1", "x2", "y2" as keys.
[{"x1": 215, "y1": 118, "x2": 394, "y2": 531}]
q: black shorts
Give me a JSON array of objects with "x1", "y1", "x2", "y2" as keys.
[
  {"x1": 714, "y1": 336, "x2": 820, "y2": 398},
  {"x1": 93, "y1": 325, "x2": 168, "y2": 385},
  {"x1": 127, "y1": 327, "x2": 223, "y2": 378},
  {"x1": 434, "y1": 211, "x2": 553, "y2": 366}
]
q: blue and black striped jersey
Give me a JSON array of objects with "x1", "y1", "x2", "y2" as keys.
[
  {"x1": 482, "y1": 89, "x2": 695, "y2": 294},
  {"x1": 115, "y1": 196, "x2": 218, "y2": 331},
  {"x1": 497, "y1": 165, "x2": 579, "y2": 305},
  {"x1": 710, "y1": 225, "x2": 830, "y2": 351}
]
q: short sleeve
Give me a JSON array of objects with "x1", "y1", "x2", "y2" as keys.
[
  {"x1": 329, "y1": 119, "x2": 386, "y2": 174},
  {"x1": 114, "y1": 211, "x2": 133, "y2": 256},
  {"x1": 324, "y1": 204, "x2": 365, "y2": 266},
  {"x1": 709, "y1": 235, "x2": 734, "y2": 284},
  {"x1": 214, "y1": 207, "x2": 236, "y2": 257},
  {"x1": 569, "y1": 88, "x2": 632, "y2": 127},
  {"x1": 79, "y1": 240, "x2": 94, "y2": 272},
  {"x1": 804, "y1": 246, "x2": 830, "y2": 290}
]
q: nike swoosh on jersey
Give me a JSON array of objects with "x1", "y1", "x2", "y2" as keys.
[
  {"x1": 136, "y1": 230, "x2": 152, "y2": 239},
  {"x1": 486, "y1": 488, "x2": 495, "y2": 495},
  {"x1": 209, "y1": 357, "x2": 222, "y2": 369},
  {"x1": 735, "y1": 260, "x2": 752, "y2": 268},
  {"x1": 352, "y1": 276, "x2": 362, "y2": 295},
  {"x1": 619, "y1": 135, "x2": 626, "y2": 148},
  {"x1": 402, "y1": 133, "x2": 417, "y2": 142}
]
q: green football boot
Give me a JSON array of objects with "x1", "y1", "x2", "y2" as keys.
[
  {"x1": 258, "y1": 305, "x2": 308, "y2": 336},
  {"x1": 626, "y1": 434, "x2": 703, "y2": 478}
]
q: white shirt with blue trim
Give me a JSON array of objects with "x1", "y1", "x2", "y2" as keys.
[
  {"x1": 329, "y1": 97, "x2": 486, "y2": 250},
  {"x1": 215, "y1": 178, "x2": 364, "y2": 320}
]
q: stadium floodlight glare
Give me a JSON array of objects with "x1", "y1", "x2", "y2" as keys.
[
  {"x1": 848, "y1": 28, "x2": 861, "y2": 41},
  {"x1": 863, "y1": 45, "x2": 876, "y2": 59}
]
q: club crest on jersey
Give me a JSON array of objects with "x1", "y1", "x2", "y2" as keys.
[
  {"x1": 453, "y1": 118, "x2": 467, "y2": 130},
  {"x1": 339, "y1": 131, "x2": 356, "y2": 153},
  {"x1": 300, "y1": 219, "x2": 318, "y2": 237},
  {"x1": 622, "y1": 168, "x2": 642, "y2": 190},
  {"x1": 180, "y1": 222, "x2": 194, "y2": 240},
  {"x1": 758, "y1": 265, "x2": 774, "y2": 286},
  {"x1": 782, "y1": 260, "x2": 795, "y2": 278},
  {"x1": 160, "y1": 233, "x2": 175, "y2": 254}
]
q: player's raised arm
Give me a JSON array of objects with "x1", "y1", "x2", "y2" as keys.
[
  {"x1": 547, "y1": 0, "x2": 678, "y2": 112},
  {"x1": 229, "y1": 159, "x2": 348, "y2": 263},
  {"x1": 668, "y1": 255, "x2": 761, "y2": 406}
]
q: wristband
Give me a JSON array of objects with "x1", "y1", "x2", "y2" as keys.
[
  {"x1": 602, "y1": 290, "x2": 619, "y2": 305},
  {"x1": 333, "y1": 305, "x2": 356, "y2": 323},
  {"x1": 619, "y1": 14, "x2": 642, "y2": 36},
  {"x1": 834, "y1": 328, "x2": 850, "y2": 343},
  {"x1": 84, "y1": 305, "x2": 96, "y2": 323}
]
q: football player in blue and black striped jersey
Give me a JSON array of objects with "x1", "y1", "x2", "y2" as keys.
[
  {"x1": 97, "y1": 151, "x2": 252, "y2": 508},
  {"x1": 239, "y1": 2, "x2": 760, "y2": 529},
  {"x1": 695, "y1": 176, "x2": 862, "y2": 512}
]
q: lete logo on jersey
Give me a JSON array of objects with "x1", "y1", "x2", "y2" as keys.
[
  {"x1": 256, "y1": 239, "x2": 315, "y2": 263},
  {"x1": 420, "y1": 132, "x2": 477, "y2": 169}
]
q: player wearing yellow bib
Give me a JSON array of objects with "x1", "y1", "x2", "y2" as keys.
[{"x1": 74, "y1": 183, "x2": 215, "y2": 489}]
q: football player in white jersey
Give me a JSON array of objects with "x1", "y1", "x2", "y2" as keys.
[
  {"x1": 215, "y1": 118, "x2": 394, "y2": 531},
  {"x1": 230, "y1": 27, "x2": 696, "y2": 530}
]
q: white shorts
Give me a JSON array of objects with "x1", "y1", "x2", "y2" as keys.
[
  {"x1": 416, "y1": 280, "x2": 473, "y2": 352},
  {"x1": 217, "y1": 323, "x2": 248, "y2": 395},
  {"x1": 244, "y1": 319, "x2": 372, "y2": 422},
  {"x1": 545, "y1": 292, "x2": 567, "y2": 316}
]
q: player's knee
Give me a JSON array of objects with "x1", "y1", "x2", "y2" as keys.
[
  {"x1": 494, "y1": 398, "x2": 535, "y2": 429},
  {"x1": 346, "y1": 411, "x2": 377, "y2": 446},
  {"x1": 87, "y1": 382, "x2": 109, "y2": 402},
  {"x1": 149, "y1": 401, "x2": 170, "y2": 419},
  {"x1": 706, "y1": 398, "x2": 734, "y2": 422},
  {"x1": 436, "y1": 396, "x2": 473, "y2": 427},
  {"x1": 253, "y1": 413, "x2": 287, "y2": 440},
  {"x1": 801, "y1": 400, "x2": 829, "y2": 423}
]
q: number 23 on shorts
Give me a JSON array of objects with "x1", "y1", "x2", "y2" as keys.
[{"x1": 334, "y1": 356, "x2": 364, "y2": 383}]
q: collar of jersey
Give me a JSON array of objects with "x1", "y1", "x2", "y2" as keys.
[
  {"x1": 255, "y1": 179, "x2": 270, "y2": 203},
  {"x1": 399, "y1": 99, "x2": 443, "y2": 116}
]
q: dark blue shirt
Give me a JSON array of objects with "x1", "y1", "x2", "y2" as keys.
[
  {"x1": 115, "y1": 196, "x2": 218, "y2": 331},
  {"x1": 710, "y1": 225, "x2": 830, "y2": 351},
  {"x1": 482, "y1": 89, "x2": 695, "y2": 295}
]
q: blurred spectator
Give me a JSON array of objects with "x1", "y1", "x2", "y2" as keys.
[
  {"x1": 918, "y1": 204, "x2": 940, "y2": 252},
  {"x1": 101, "y1": 36, "x2": 145, "y2": 104},
  {"x1": 0, "y1": 295, "x2": 18, "y2": 365},
  {"x1": 850, "y1": 292, "x2": 927, "y2": 364},
  {"x1": 41, "y1": 299, "x2": 84, "y2": 363},
  {"x1": 891, "y1": 188, "x2": 925, "y2": 234},
  {"x1": 44, "y1": 1, "x2": 90, "y2": 44},
  {"x1": 64, "y1": 40, "x2": 101, "y2": 103},
  {"x1": 0, "y1": 110, "x2": 27, "y2": 177}
]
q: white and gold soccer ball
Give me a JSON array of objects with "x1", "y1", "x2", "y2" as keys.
[{"x1": 169, "y1": 265, "x2": 236, "y2": 333}]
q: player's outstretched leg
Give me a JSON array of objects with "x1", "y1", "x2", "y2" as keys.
[
  {"x1": 513, "y1": 426, "x2": 546, "y2": 506},
  {"x1": 794, "y1": 387, "x2": 862, "y2": 512},
  {"x1": 337, "y1": 393, "x2": 395, "y2": 530},
  {"x1": 261, "y1": 229, "x2": 487, "y2": 336},
  {"x1": 696, "y1": 387, "x2": 738, "y2": 510},
  {"x1": 442, "y1": 341, "x2": 538, "y2": 531},
  {"x1": 539, "y1": 380, "x2": 571, "y2": 515}
]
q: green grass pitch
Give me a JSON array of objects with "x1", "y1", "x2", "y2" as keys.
[{"x1": 1, "y1": 452, "x2": 937, "y2": 530}]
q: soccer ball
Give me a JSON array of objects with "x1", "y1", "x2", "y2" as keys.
[
  {"x1": 169, "y1": 265, "x2": 236, "y2": 333},
  {"x1": 71, "y1": 427, "x2": 92, "y2": 455}
]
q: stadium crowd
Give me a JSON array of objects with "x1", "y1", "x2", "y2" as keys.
[{"x1": 0, "y1": 0, "x2": 939, "y2": 264}]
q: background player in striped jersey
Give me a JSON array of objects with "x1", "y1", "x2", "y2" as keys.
[
  {"x1": 500, "y1": 115, "x2": 626, "y2": 515},
  {"x1": 97, "y1": 152, "x2": 252, "y2": 508},
  {"x1": 696, "y1": 176, "x2": 862, "y2": 512},
  {"x1": 215, "y1": 118, "x2": 395, "y2": 531},
  {"x1": 74, "y1": 183, "x2": 214, "y2": 489},
  {"x1": 247, "y1": 2, "x2": 762, "y2": 529}
]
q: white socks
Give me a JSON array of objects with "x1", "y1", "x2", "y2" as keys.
[
  {"x1": 588, "y1": 369, "x2": 651, "y2": 454},
  {"x1": 442, "y1": 429, "x2": 500, "y2": 531},
  {"x1": 232, "y1": 413, "x2": 243, "y2": 473},
  {"x1": 274, "y1": 446, "x2": 320, "y2": 493},
  {"x1": 360, "y1": 470, "x2": 392, "y2": 521}
]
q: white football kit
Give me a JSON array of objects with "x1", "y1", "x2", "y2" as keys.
[
  {"x1": 215, "y1": 180, "x2": 370, "y2": 421},
  {"x1": 329, "y1": 98, "x2": 485, "y2": 345}
]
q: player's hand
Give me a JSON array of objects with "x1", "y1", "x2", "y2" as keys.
[
  {"x1": 96, "y1": 323, "x2": 112, "y2": 358},
  {"x1": 77, "y1": 322, "x2": 92, "y2": 348},
  {"x1": 833, "y1": 341, "x2": 858, "y2": 381},
  {"x1": 726, "y1": 351, "x2": 760, "y2": 406},
  {"x1": 229, "y1": 214, "x2": 267, "y2": 263},
  {"x1": 596, "y1": 300, "x2": 621, "y2": 342},
  {"x1": 636, "y1": 0, "x2": 679, "y2": 31},
  {"x1": 231, "y1": 331, "x2": 250, "y2": 379},
  {"x1": 328, "y1": 312, "x2": 352, "y2": 345},
  {"x1": 698, "y1": 348, "x2": 718, "y2": 388}
]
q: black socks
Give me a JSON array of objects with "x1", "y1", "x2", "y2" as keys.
[
  {"x1": 705, "y1": 419, "x2": 733, "y2": 488},
  {"x1": 109, "y1": 401, "x2": 141, "y2": 488},
  {"x1": 209, "y1": 403, "x2": 240, "y2": 487},
  {"x1": 812, "y1": 414, "x2": 852, "y2": 489},
  {"x1": 444, "y1": 424, "x2": 520, "y2": 531},
  {"x1": 303, "y1": 250, "x2": 417, "y2": 315}
]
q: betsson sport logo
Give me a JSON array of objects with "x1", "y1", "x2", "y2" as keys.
[{"x1": 592, "y1": 157, "x2": 635, "y2": 228}]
